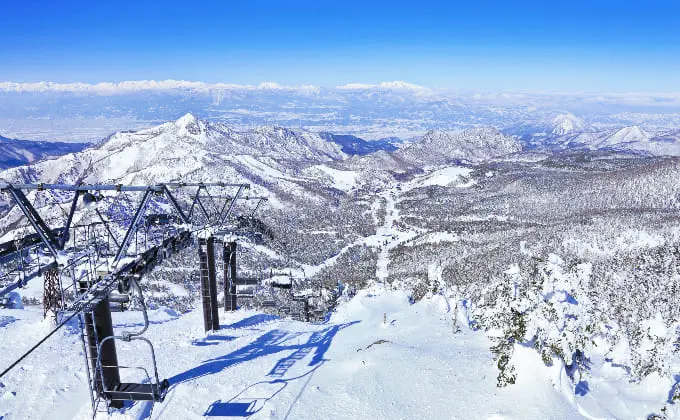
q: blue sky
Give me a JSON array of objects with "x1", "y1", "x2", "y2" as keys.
[{"x1": 0, "y1": 0, "x2": 678, "y2": 92}]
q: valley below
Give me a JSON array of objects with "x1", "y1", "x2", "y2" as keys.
[{"x1": 1, "y1": 114, "x2": 680, "y2": 419}]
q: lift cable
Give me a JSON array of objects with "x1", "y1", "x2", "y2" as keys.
[{"x1": 0, "y1": 297, "x2": 92, "y2": 379}]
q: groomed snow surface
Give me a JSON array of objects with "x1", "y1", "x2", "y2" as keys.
[
  {"x1": 1, "y1": 289, "x2": 578, "y2": 420},
  {"x1": 0, "y1": 289, "x2": 675, "y2": 419}
]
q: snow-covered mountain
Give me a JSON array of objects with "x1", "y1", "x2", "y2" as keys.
[
  {"x1": 4, "y1": 114, "x2": 680, "y2": 420},
  {"x1": 0, "y1": 116, "x2": 527, "y2": 198},
  {"x1": 597, "y1": 125, "x2": 649, "y2": 146},
  {"x1": 542, "y1": 125, "x2": 680, "y2": 155},
  {"x1": 397, "y1": 127, "x2": 522, "y2": 165},
  {"x1": 0, "y1": 134, "x2": 88, "y2": 169},
  {"x1": 0, "y1": 114, "x2": 355, "y2": 234},
  {"x1": 321, "y1": 127, "x2": 522, "y2": 190},
  {"x1": 0, "y1": 116, "x2": 529, "y2": 241},
  {"x1": 551, "y1": 113, "x2": 588, "y2": 135},
  {"x1": 0, "y1": 114, "x2": 345, "y2": 188}
]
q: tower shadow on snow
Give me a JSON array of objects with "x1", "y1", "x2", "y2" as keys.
[
  {"x1": 220, "y1": 314, "x2": 280, "y2": 330},
  {"x1": 167, "y1": 320, "x2": 359, "y2": 417},
  {"x1": 170, "y1": 321, "x2": 358, "y2": 386}
]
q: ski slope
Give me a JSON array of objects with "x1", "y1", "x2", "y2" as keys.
[{"x1": 0, "y1": 289, "x2": 584, "y2": 420}]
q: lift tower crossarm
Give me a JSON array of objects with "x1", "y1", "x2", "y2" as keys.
[
  {"x1": 112, "y1": 190, "x2": 153, "y2": 267},
  {"x1": 221, "y1": 184, "x2": 246, "y2": 224},
  {"x1": 0, "y1": 183, "x2": 166, "y2": 193},
  {"x1": 2, "y1": 185, "x2": 61, "y2": 258}
]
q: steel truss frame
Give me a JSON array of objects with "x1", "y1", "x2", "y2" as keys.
[
  {"x1": 0, "y1": 182, "x2": 265, "y2": 301},
  {"x1": 0, "y1": 181, "x2": 277, "y2": 416}
]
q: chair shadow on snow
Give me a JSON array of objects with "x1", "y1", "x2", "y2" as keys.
[
  {"x1": 168, "y1": 320, "x2": 359, "y2": 417},
  {"x1": 203, "y1": 363, "x2": 324, "y2": 418}
]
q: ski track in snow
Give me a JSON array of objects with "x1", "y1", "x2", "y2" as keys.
[
  {"x1": 302, "y1": 184, "x2": 422, "y2": 282},
  {"x1": 0, "y1": 290, "x2": 583, "y2": 420}
]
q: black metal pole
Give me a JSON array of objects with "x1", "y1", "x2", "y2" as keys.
[
  {"x1": 207, "y1": 237, "x2": 220, "y2": 330},
  {"x1": 162, "y1": 186, "x2": 190, "y2": 224},
  {"x1": 223, "y1": 242, "x2": 238, "y2": 311},
  {"x1": 6, "y1": 187, "x2": 60, "y2": 257},
  {"x1": 221, "y1": 186, "x2": 245, "y2": 224},
  {"x1": 79, "y1": 279, "x2": 121, "y2": 408},
  {"x1": 59, "y1": 191, "x2": 81, "y2": 249},
  {"x1": 198, "y1": 237, "x2": 220, "y2": 331},
  {"x1": 198, "y1": 238, "x2": 211, "y2": 332},
  {"x1": 229, "y1": 242, "x2": 237, "y2": 311}
]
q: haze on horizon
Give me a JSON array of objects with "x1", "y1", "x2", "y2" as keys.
[{"x1": 0, "y1": 0, "x2": 678, "y2": 93}]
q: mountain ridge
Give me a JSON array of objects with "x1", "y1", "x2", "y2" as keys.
[{"x1": 0, "y1": 134, "x2": 89, "y2": 170}]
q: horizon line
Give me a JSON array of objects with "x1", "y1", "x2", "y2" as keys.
[{"x1": 1, "y1": 79, "x2": 679, "y2": 97}]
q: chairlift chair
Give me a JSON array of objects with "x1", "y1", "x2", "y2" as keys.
[
  {"x1": 262, "y1": 299, "x2": 277, "y2": 308},
  {"x1": 108, "y1": 292, "x2": 130, "y2": 313},
  {"x1": 271, "y1": 281, "x2": 292, "y2": 290},
  {"x1": 232, "y1": 277, "x2": 260, "y2": 286},
  {"x1": 236, "y1": 286, "x2": 255, "y2": 299},
  {"x1": 94, "y1": 279, "x2": 169, "y2": 406}
]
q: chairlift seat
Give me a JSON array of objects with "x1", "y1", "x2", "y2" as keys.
[
  {"x1": 109, "y1": 302, "x2": 127, "y2": 312},
  {"x1": 232, "y1": 277, "x2": 260, "y2": 286},
  {"x1": 104, "y1": 379, "x2": 169, "y2": 402},
  {"x1": 262, "y1": 300, "x2": 276, "y2": 307},
  {"x1": 108, "y1": 293, "x2": 130, "y2": 304}
]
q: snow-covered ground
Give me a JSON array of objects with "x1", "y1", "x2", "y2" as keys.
[
  {"x1": 309, "y1": 165, "x2": 358, "y2": 192},
  {"x1": 1, "y1": 289, "x2": 585, "y2": 420},
  {"x1": 3, "y1": 151, "x2": 680, "y2": 420}
]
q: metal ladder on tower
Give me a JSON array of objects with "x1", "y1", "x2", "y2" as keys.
[{"x1": 197, "y1": 236, "x2": 220, "y2": 331}]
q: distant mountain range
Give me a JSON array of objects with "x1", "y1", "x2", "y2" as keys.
[
  {"x1": 2, "y1": 112, "x2": 679, "y2": 196},
  {"x1": 0, "y1": 114, "x2": 525, "y2": 231},
  {"x1": 1, "y1": 80, "x2": 679, "y2": 143},
  {"x1": 0, "y1": 134, "x2": 89, "y2": 169},
  {"x1": 519, "y1": 113, "x2": 680, "y2": 156}
]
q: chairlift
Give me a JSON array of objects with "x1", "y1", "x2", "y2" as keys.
[
  {"x1": 144, "y1": 214, "x2": 177, "y2": 228},
  {"x1": 232, "y1": 277, "x2": 260, "y2": 286},
  {"x1": 94, "y1": 279, "x2": 169, "y2": 405},
  {"x1": 236, "y1": 285, "x2": 256, "y2": 299},
  {"x1": 271, "y1": 281, "x2": 292, "y2": 290},
  {"x1": 108, "y1": 292, "x2": 130, "y2": 313},
  {"x1": 262, "y1": 299, "x2": 277, "y2": 308}
]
